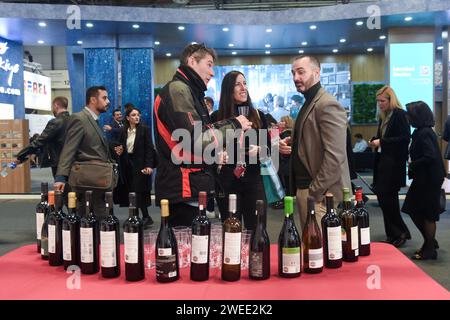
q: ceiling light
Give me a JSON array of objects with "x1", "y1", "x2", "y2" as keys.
[
  {"x1": 437, "y1": 46, "x2": 444, "y2": 50},
  {"x1": 379, "y1": 35, "x2": 386, "y2": 40},
  {"x1": 222, "y1": 27, "x2": 229, "y2": 32},
  {"x1": 191, "y1": 41, "x2": 198, "y2": 45},
  {"x1": 178, "y1": 26, "x2": 185, "y2": 30},
  {"x1": 442, "y1": 31, "x2": 448, "y2": 39},
  {"x1": 37, "y1": 40, "x2": 44, "y2": 44},
  {"x1": 266, "y1": 28, "x2": 272, "y2": 33},
  {"x1": 132, "y1": 24, "x2": 140, "y2": 29},
  {"x1": 38, "y1": 22, "x2": 46, "y2": 27},
  {"x1": 301, "y1": 41, "x2": 308, "y2": 46},
  {"x1": 231, "y1": 51, "x2": 237, "y2": 55},
  {"x1": 309, "y1": 25, "x2": 317, "y2": 30},
  {"x1": 166, "y1": 53, "x2": 172, "y2": 57},
  {"x1": 356, "y1": 21, "x2": 364, "y2": 26},
  {"x1": 340, "y1": 38, "x2": 346, "y2": 43},
  {"x1": 77, "y1": 40, "x2": 83, "y2": 45},
  {"x1": 404, "y1": 16, "x2": 413, "y2": 22},
  {"x1": 332, "y1": 49, "x2": 339, "y2": 53},
  {"x1": 367, "y1": 48, "x2": 373, "y2": 52},
  {"x1": 299, "y1": 50, "x2": 304, "y2": 54},
  {"x1": 154, "y1": 41, "x2": 160, "y2": 45},
  {"x1": 228, "y1": 43, "x2": 234, "y2": 47},
  {"x1": 86, "y1": 22, "x2": 94, "y2": 28},
  {"x1": 265, "y1": 51, "x2": 271, "y2": 54},
  {"x1": 265, "y1": 44, "x2": 271, "y2": 48}
]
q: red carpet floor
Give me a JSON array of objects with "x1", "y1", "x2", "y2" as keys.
[{"x1": 0, "y1": 243, "x2": 448, "y2": 300}]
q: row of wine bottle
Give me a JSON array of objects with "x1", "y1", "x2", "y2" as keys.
[{"x1": 34, "y1": 183, "x2": 369, "y2": 283}]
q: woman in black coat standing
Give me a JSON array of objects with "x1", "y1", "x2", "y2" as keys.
[
  {"x1": 114, "y1": 107, "x2": 156, "y2": 228},
  {"x1": 402, "y1": 101, "x2": 445, "y2": 260},
  {"x1": 369, "y1": 85, "x2": 411, "y2": 247}
]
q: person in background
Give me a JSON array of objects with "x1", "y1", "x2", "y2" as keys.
[
  {"x1": 271, "y1": 95, "x2": 289, "y2": 122},
  {"x1": 204, "y1": 96, "x2": 214, "y2": 115},
  {"x1": 54, "y1": 86, "x2": 113, "y2": 219},
  {"x1": 215, "y1": 70, "x2": 270, "y2": 230},
  {"x1": 289, "y1": 94, "x2": 304, "y2": 120},
  {"x1": 258, "y1": 93, "x2": 273, "y2": 114},
  {"x1": 103, "y1": 108, "x2": 124, "y2": 144},
  {"x1": 353, "y1": 133, "x2": 369, "y2": 153},
  {"x1": 114, "y1": 107, "x2": 156, "y2": 228},
  {"x1": 369, "y1": 85, "x2": 411, "y2": 247},
  {"x1": 153, "y1": 43, "x2": 252, "y2": 227},
  {"x1": 441, "y1": 114, "x2": 450, "y2": 176},
  {"x1": 16, "y1": 96, "x2": 70, "y2": 179},
  {"x1": 279, "y1": 55, "x2": 351, "y2": 231},
  {"x1": 402, "y1": 101, "x2": 445, "y2": 260}
]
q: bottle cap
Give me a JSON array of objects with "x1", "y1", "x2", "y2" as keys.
[
  {"x1": 229, "y1": 194, "x2": 237, "y2": 213},
  {"x1": 68, "y1": 192, "x2": 76, "y2": 209},
  {"x1": 199, "y1": 191, "x2": 207, "y2": 209},
  {"x1": 284, "y1": 196, "x2": 294, "y2": 216},
  {"x1": 161, "y1": 199, "x2": 169, "y2": 217},
  {"x1": 48, "y1": 191, "x2": 54, "y2": 205},
  {"x1": 256, "y1": 200, "x2": 265, "y2": 216},
  {"x1": 343, "y1": 187, "x2": 351, "y2": 202},
  {"x1": 129, "y1": 192, "x2": 136, "y2": 208},
  {"x1": 307, "y1": 196, "x2": 316, "y2": 213}
]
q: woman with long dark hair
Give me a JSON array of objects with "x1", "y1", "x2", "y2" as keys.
[
  {"x1": 369, "y1": 85, "x2": 411, "y2": 247},
  {"x1": 114, "y1": 107, "x2": 156, "y2": 228},
  {"x1": 216, "y1": 71, "x2": 270, "y2": 230},
  {"x1": 402, "y1": 101, "x2": 445, "y2": 260}
]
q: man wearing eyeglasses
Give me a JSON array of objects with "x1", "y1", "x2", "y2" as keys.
[{"x1": 154, "y1": 43, "x2": 252, "y2": 227}]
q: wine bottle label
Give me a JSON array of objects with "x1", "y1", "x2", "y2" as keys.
[
  {"x1": 41, "y1": 248, "x2": 44, "y2": 255},
  {"x1": 100, "y1": 231, "x2": 117, "y2": 268},
  {"x1": 62, "y1": 230, "x2": 72, "y2": 261},
  {"x1": 308, "y1": 248, "x2": 324, "y2": 269},
  {"x1": 41, "y1": 238, "x2": 48, "y2": 256},
  {"x1": 341, "y1": 227, "x2": 347, "y2": 242},
  {"x1": 326, "y1": 226, "x2": 343, "y2": 260},
  {"x1": 36, "y1": 212, "x2": 44, "y2": 240},
  {"x1": 158, "y1": 248, "x2": 172, "y2": 256},
  {"x1": 282, "y1": 247, "x2": 301, "y2": 274},
  {"x1": 191, "y1": 235, "x2": 209, "y2": 264},
  {"x1": 80, "y1": 227, "x2": 94, "y2": 263},
  {"x1": 361, "y1": 227, "x2": 370, "y2": 245},
  {"x1": 223, "y1": 232, "x2": 241, "y2": 265},
  {"x1": 156, "y1": 255, "x2": 177, "y2": 279},
  {"x1": 48, "y1": 224, "x2": 56, "y2": 254},
  {"x1": 250, "y1": 252, "x2": 263, "y2": 277},
  {"x1": 124, "y1": 232, "x2": 139, "y2": 264},
  {"x1": 351, "y1": 226, "x2": 359, "y2": 250}
]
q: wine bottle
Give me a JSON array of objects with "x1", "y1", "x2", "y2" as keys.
[
  {"x1": 123, "y1": 192, "x2": 145, "y2": 281},
  {"x1": 341, "y1": 188, "x2": 359, "y2": 262},
  {"x1": 249, "y1": 200, "x2": 270, "y2": 280},
  {"x1": 80, "y1": 190, "x2": 99, "y2": 274},
  {"x1": 278, "y1": 196, "x2": 301, "y2": 278},
  {"x1": 321, "y1": 193, "x2": 343, "y2": 269},
  {"x1": 190, "y1": 191, "x2": 211, "y2": 281},
  {"x1": 48, "y1": 190, "x2": 65, "y2": 266},
  {"x1": 302, "y1": 196, "x2": 323, "y2": 274},
  {"x1": 156, "y1": 199, "x2": 179, "y2": 283},
  {"x1": 354, "y1": 187, "x2": 370, "y2": 256},
  {"x1": 62, "y1": 192, "x2": 81, "y2": 270},
  {"x1": 36, "y1": 182, "x2": 49, "y2": 253},
  {"x1": 221, "y1": 194, "x2": 242, "y2": 282},
  {"x1": 41, "y1": 190, "x2": 54, "y2": 260},
  {"x1": 100, "y1": 192, "x2": 121, "y2": 278}
]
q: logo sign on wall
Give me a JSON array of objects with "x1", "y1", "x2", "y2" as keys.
[
  {"x1": 23, "y1": 71, "x2": 51, "y2": 111},
  {"x1": 0, "y1": 41, "x2": 21, "y2": 97}
]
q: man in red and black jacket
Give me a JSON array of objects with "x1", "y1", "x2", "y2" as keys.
[{"x1": 154, "y1": 43, "x2": 252, "y2": 227}]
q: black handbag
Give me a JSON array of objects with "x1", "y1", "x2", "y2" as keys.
[{"x1": 439, "y1": 188, "x2": 446, "y2": 213}]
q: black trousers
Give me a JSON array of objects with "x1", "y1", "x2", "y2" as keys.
[
  {"x1": 168, "y1": 202, "x2": 198, "y2": 227},
  {"x1": 217, "y1": 167, "x2": 267, "y2": 231},
  {"x1": 377, "y1": 190, "x2": 410, "y2": 239},
  {"x1": 75, "y1": 189, "x2": 108, "y2": 220}
]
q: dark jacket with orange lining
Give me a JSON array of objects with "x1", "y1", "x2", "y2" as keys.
[{"x1": 153, "y1": 65, "x2": 240, "y2": 205}]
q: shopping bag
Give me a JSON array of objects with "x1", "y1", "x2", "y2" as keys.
[{"x1": 260, "y1": 157, "x2": 285, "y2": 204}]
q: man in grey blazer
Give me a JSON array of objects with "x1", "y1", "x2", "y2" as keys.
[
  {"x1": 54, "y1": 86, "x2": 112, "y2": 218},
  {"x1": 280, "y1": 55, "x2": 351, "y2": 231}
]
